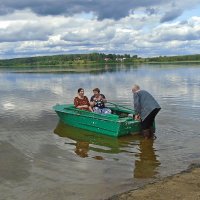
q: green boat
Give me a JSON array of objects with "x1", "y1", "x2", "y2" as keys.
[{"x1": 53, "y1": 102, "x2": 141, "y2": 137}]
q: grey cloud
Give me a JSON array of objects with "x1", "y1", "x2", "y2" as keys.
[
  {"x1": 0, "y1": 5, "x2": 14, "y2": 15},
  {"x1": 179, "y1": 20, "x2": 189, "y2": 25},
  {"x1": 162, "y1": 32, "x2": 200, "y2": 41},
  {"x1": 0, "y1": 24, "x2": 52, "y2": 42},
  {"x1": 0, "y1": 0, "x2": 168, "y2": 20},
  {"x1": 61, "y1": 25, "x2": 116, "y2": 43},
  {"x1": 146, "y1": 8, "x2": 157, "y2": 15},
  {"x1": 151, "y1": 27, "x2": 200, "y2": 43},
  {"x1": 61, "y1": 32, "x2": 115, "y2": 43},
  {"x1": 0, "y1": 46, "x2": 66, "y2": 59},
  {"x1": 160, "y1": 9, "x2": 182, "y2": 22}
]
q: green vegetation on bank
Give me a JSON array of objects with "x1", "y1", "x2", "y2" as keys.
[
  {"x1": 0, "y1": 53, "x2": 200, "y2": 67},
  {"x1": 0, "y1": 53, "x2": 140, "y2": 67},
  {"x1": 147, "y1": 54, "x2": 200, "y2": 63}
]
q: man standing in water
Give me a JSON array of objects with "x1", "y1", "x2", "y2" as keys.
[{"x1": 132, "y1": 84, "x2": 161, "y2": 139}]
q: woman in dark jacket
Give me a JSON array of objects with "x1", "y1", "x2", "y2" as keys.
[{"x1": 132, "y1": 84, "x2": 161, "y2": 139}]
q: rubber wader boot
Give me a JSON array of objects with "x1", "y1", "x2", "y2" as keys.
[
  {"x1": 150, "y1": 127, "x2": 157, "y2": 139},
  {"x1": 142, "y1": 129, "x2": 151, "y2": 139}
]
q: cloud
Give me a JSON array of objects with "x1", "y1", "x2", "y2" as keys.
[
  {"x1": 160, "y1": 9, "x2": 183, "y2": 22},
  {"x1": 1, "y1": 15, "x2": 200, "y2": 58},
  {"x1": 0, "y1": 0, "x2": 168, "y2": 20},
  {"x1": 1, "y1": 1, "x2": 200, "y2": 22},
  {"x1": 61, "y1": 21, "x2": 116, "y2": 44},
  {"x1": 1, "y1": 1, "x2": 200, "y2": 58},
  {"x1": 0, "y1": 23, "x2": 52, "y2": 42},
  {"x1": 150, "y1": 20, "x2": 200, "y2": 43}
]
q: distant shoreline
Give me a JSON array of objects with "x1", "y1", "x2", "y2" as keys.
[
  {"x1": 147, "y1": 60, "x2": 200, "y2": 64},
  {"x1": 1, "y1": 60, "x2": 200, "y2": 69},
  {"x1": 2, "y1": 67, "x2": 108, "y2": 73},
  {"x1": 1, "y1": 53, "x2": 200, "y2": 68}
]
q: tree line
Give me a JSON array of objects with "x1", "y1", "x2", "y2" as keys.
[
  {"x1": 0, "y1": 53, "x2": 200, "y2": 67},
  {"x1": 147, "y1": 54, "x2": 200, "y2": 62}
]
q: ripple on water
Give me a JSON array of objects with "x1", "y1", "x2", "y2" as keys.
[{"x1": 1, "y1": 65, "x2": 200, "y2": 200}]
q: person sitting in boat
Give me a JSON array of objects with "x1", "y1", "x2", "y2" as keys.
[
  {"x1": 90, "y1": 88, "x2": 111, "y2": 114},
  {"x1": 74, "y1": 88, "x2": 93, "y2": 112}
]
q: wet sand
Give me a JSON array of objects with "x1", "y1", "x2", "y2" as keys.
[{"x1": 108, "y1": 163, "x2": 200, "y2": 200}]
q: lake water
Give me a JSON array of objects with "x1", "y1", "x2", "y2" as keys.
[{"x1": 0, "y1": 64, "x2": 200, "y2": 200}]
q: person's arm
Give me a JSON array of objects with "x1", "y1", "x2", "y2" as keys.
[
  {"x1": 100, "y1": 94, "x2": 107, "y2": 103},
  {"x1": 88, "y1": 106, "x2": 93, "y2": 112},
  {"x1": 133, "y1": 93, "x2": 141, "y2": 120},
  {"x1": 86, "y1": 96, "x2": 93, "y2": 112},
  {"x1": 74, "y1": 97, "x2": 79, "y2": 108},
  {"x1": 90, "y1": 96, "x2": 95, "y2": 107}
]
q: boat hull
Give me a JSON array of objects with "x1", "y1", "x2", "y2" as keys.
[{"x1": 53, "y1": 104, "x2": 141, "y2": 137}]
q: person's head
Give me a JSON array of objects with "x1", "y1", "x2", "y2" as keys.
[
  {"x1": 93, "y1": 88, "x2": 100, "y2": 96},
  {"x1": 77, "y1": 88, "x2": 84, "y2": 96},
  {"x1": 132, "y1": 84, "x2": 140, "y2": 93}
]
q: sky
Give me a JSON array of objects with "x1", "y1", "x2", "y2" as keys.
[{"x1": 0, "y1": 0, "x2": 200, "y2": 59}]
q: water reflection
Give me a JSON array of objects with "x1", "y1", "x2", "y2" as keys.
[
  {"x1": 0, "y1": 64, "x2": 138, "y2": 74},
  {"x1": 134, "y1": 139, "x2": 160, "y2": 178},
  {"x1": 54, "y1": 122, "x2": 160, "y2": 178},
  {"x1": 1, "y1": 64, "x2": 200, "y2": 199},
  {"x1": 75, "y1": 141, "x2": 89, "y2": 158},
  {"x1": 54, "y1": 122, "x2": 123, "y2": 159}
]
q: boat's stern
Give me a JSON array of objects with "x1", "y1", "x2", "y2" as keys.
[{"x1": 117, "y1": 117, "x2": 141, "y2": 136}]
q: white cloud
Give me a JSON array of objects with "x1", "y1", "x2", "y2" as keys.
[{"x1": 0, "y1": 1, "x2": 200, "y2": 58}]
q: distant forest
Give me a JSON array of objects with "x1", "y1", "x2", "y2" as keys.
[{"x1": 0, "y1": 53, "x2": 200, "y2": 67}]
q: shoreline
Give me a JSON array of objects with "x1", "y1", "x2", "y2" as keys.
[
  {"x1": 108, "y1": 162, "x2": 200, "y2": 200},
  {"x1": 1, "y1": 60, "x2": 200, "y2": 69}
]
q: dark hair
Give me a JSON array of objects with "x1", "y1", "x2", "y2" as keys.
[
  {"x1": 93, "y1": 88, "x2": 100, "y2": 93},
  {"x1": 78, "y1": 88, "x2": 84, "y2": 93}
]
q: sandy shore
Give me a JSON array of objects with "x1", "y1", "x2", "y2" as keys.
[{"x1": 108, "y1": 163, "x2": 200, "y2": 200}]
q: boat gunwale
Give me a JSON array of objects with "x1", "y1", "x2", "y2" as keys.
[{"x1": 53, "y1": 104, "x2": 136, "y2": 123}]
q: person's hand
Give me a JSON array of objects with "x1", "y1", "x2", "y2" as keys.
[
  {"x1": 103, "y1": 99, "x2": 107, "y2": 103},
  {"x1": 89, "y1": 107, "x2": 93, "y2": 112},
  {"x1": 100, "y1": 95, "x2": 106, "y2": 102},
  {"x1": 82, "y1": 105, "x2": 89, "y2": 108},
  {"x1": 135, "y1": 114, "x2": 141, "y2": 121}
]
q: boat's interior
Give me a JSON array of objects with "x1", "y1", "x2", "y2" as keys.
[
  {"x1": 108, "y1": 106, "x2": 135, "y2": 118},
  {"x1": 60, "y1": 104, "x2": 135, "y2": 119}
]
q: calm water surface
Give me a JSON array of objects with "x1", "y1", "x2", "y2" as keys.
[{"x1": 0, "y1": 64, "x2": 200, "y2": 200}]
